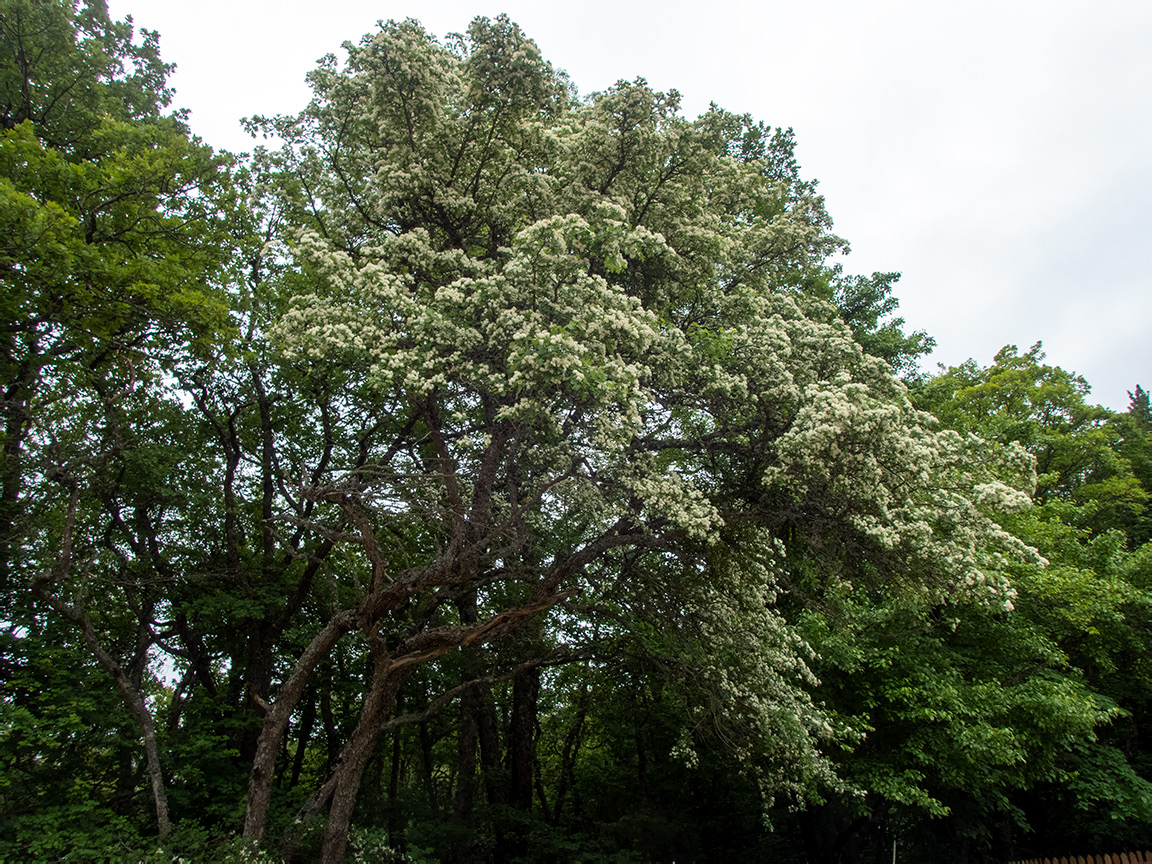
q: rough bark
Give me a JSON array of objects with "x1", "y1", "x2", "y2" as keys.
[
  {"x1": 500, "y1": 666, "x2": 538, "y2": 859},
  {"x1": 449, "y1": 683, "x2": 481, "y2": 864},
  {"x1": 451, "y1": 591, "x2": 483, "y2": 864},
  {"x1": 318, "y1": 648, "x2": 408, "y2": 864},
  {"x1": 478, "y1": 687, "x2": 507, "y2": 858},
  {"x1": 508, "y1": 666, "x2": 538, "y2": 813},
  {"x1": 419, "y1": 720, "x2": 437, "y2": 809},
  {"x1": 243, "y1": 608, "x2": 358, "y2": 841}
]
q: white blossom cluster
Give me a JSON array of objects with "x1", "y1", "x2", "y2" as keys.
[{"x1": 260, "y1": 17, "x2": 1048, "y2": 791}]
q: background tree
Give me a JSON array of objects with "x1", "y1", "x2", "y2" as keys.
[
  {"x1": 1113, "y1": 385, "x2": 1152, "y2": 546},
  {"x1": 905, "y1": 347, "x2": 1152, "y2": 859},
  {"x1": 0, "y1": 0, "x2": 232, "y2": 850}
]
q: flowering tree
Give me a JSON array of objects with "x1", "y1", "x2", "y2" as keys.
[{"x1": 228, "y1": 16, "x2": 1038, "y2": 861}]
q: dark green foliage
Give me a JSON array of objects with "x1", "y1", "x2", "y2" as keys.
[
  {"x1": 1114, "y1": 386, "x2": 1152, "y2": 545},
  {"x1": 917, "y1": 343, "x2": 1148, "y2": 536},
  {"x1": 821, "y1": 267, "x2": 936, "y2": 378}
]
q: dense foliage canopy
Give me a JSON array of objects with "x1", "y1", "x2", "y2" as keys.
[{"x1": 2, "y1": 3, "x2": 1149, "y2": 862}]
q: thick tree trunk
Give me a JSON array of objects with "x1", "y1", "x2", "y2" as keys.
[
  {"x1": 502, "y1": 666, "x2": 538, "y2": 858},
  {"x1": 798, "y1": 800, "x2": 867, "y2": 864},
  {"x1": 478, "y1": 687, "x2": 509, "y2": 858},
  {"x1": 450, "y1": 592, "x2": 483, "y2": 864},
  {"x1": 239, "y1": 624, "x2": 274, "y2": 766},
  {"x1": 243, "y1": 609, "x2": 357, "y2": 841},
  {"x1": 508, "y1": 667, "x2": 538, "y2": 812},
  {"x1": 478, "y1": 689, "x2": 503, "y2": 808},
  {"x1": 318, "y1": 651, "x2": 408, "y2": 864},
  {"x1": 635, "y1": 728, "x2": 648, "y2": 804},
  {"x1": 992, "y1": 811, "x2": 1015, "y2": 863},
  {"x1": 449, "y1": 683, "x2": 481, "y2": 864}
]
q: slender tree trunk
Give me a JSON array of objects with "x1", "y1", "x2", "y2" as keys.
[
  {"x1": 166, "y1": 669, "x2": 195, "y2": 734},
  {"x1": 29, "y1": 481, "x2": 172, "y2": 841},
  {"x1": 635, "y1": 728, "x2": 648, "y2": 804},
  {"x1": 550, "y1": 682, "x2": 588, "y2": 825},
  {"x1": 386, "y1": 724, "x2": 403, "y2": 849},
  {"x1": 322, "y1": 666, "x2": 339, "y2": 771},
  {"x1": 289, "y1": 693, "x2": 317, "y2": 790},
  {"x1": 419, "y1": 721, "x2": 437, "y2": 809},
  {"x1": 32, "y1": 586, "x2": 172, "y2": 839},
  {"x1": 0, "y1": 353, "x2": 38, "y2": 592}
]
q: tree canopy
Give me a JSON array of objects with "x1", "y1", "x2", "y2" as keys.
[{"x1": 2, "y1": 4, "x2": 1150, "y2": 863}]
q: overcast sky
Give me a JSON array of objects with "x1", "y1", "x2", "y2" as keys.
[{"x1": 106, "y1": 0, "x2": 1150, "y2": 411}]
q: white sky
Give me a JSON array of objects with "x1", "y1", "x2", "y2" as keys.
[{"x1": 107, "y1": 0, "x2": 1151, "y2": 411}]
